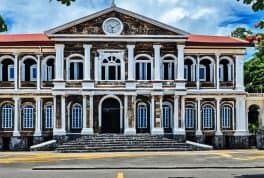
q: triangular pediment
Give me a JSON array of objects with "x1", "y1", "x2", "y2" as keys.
[{"x1": 45, "y1": 6, "x2": 189, "y2": 36}]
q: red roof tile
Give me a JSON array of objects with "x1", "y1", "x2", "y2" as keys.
[
  {"x1": 0, "y1": 33, "x2": 53, "y2": 46},
  {"x1": 187, "y1": 34, "x2": 251, "y2": 46}
]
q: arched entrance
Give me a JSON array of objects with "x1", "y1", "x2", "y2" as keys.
[
  {"x1": 248, "y1": 104, "x2": 260, "y2": 146},
  {"x1": 101, "y1": 98, "x2": 121, "y2": 133}
]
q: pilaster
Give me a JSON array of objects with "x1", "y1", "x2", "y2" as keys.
[
  {"x1": 13, "y1": 97, "x2": 20, "y2": 137},
  {"x1": 82, "y1": 44, "x2": 94, "y2": 89},
  {"x1": 54, "y1": 44, "x2": 65, "y2": 89},
  {"x1": 34, "y1": 97, "x2": 42, "y2": 136}
]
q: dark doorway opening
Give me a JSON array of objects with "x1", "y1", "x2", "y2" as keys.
[
  {"x1": 2, "y1": 137, "x2": 10, "y2": 151},
  {"x1": 248, "y1": 105, "x2": 260, "y2": 147},
  {"x1": 101, "y1": 98, "x2": 121, "y2": 133},
  {"x1": 26, "y1": 136, "x2": 34, "y2": 150}
]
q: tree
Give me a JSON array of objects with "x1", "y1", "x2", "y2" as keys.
[
  {"x1": 0, "y1": 0, "x2": 75, "y2": 32},
  {"x1": 237, "y1": 0, "x2": 264, "y2": 29}
]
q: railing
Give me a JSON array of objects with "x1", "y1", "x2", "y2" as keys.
[{"x1": 248, "y1": 93, "x2": 264, "y2": 97}]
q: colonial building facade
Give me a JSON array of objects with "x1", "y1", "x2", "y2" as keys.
[{"x1": 0, "y1": 5, "x2": 252, "y2": 150}]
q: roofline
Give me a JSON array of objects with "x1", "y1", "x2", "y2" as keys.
[{"x1": 45, "y1": 6, "x2": 190, "y2": 35}]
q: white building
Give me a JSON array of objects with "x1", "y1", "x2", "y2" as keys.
[{"x1": 0, "y1": 5, "x2": 253, "y2": 150}]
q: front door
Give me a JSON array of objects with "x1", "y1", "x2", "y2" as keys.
[{"x1": 101, "y1": 98, "x2": 121, "y2": 133}]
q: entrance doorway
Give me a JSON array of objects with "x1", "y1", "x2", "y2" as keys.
[{"x1": 101, "y1": 98, "x2": 121, "y2": 133}]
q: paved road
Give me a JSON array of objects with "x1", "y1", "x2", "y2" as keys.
[{"x1": 0, "y1": 150, "x2": 264, "y2": 178}]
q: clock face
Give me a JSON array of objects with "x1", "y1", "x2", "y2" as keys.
[{"x1": 103, "y1": 17, "x2": 123, "y2": 35}]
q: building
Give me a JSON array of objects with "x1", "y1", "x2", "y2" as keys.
[{"x1": 0, "y1": 5, "x2": 255, "y2": 151}]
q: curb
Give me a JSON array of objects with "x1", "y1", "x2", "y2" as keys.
[{"x1": 32, "y1": 166, "x2": 264, "y2": 170}]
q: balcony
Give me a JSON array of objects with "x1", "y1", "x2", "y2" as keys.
[
  {"x1": 220, "y1": 81, "x2": 234, "y2": 89},
  {"x1": 0, "y1": 81, "x2": 14, "y2": 88}
]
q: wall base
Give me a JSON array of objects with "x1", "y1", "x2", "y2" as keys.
[
  {"x1": 213, "y1": 135, "x2": 224, "y2": 149},
  {"x1": 229, "y1": 136, "x2": 249, "y2": 149},
  {"x1": 195, "y1": 135, "x2": 204, "y2": 144},
  {"x1": 257, "y1": 127, "x2": 264, "y2": 149},
  {"x1": 33, "y1": 136, "x2": 44, "y2": 145},
  {"x1": 10, "y1": 137, "x2": 27, "y2": 151}
]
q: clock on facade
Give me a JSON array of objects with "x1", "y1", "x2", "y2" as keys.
[{"x1": 102, "y1": 17, "x2": 123, "y2": 35}]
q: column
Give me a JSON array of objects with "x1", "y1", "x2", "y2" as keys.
[
  {"x1": 153, "y1": 45, "x2": 161, "y2": 80},
  {"x1": 81, "y1": 95, "x2": 93, "y2": 135},
  {"x1": 124, "y1": 95, "x2": 137, "y2": 135},
  {"x1": 34, "y1": 97, "x2": 42, "y2": 136},
  {"x1": 234, "y1": 96, "x2": 249, "y2": 136},
  {"x1": 196, "y1": 98, "x2": 202, "y2": 135},
  {"x1": 53, "y1": 95, "x2": 66, "y2": 135},
  {"x1": 13, "y1": 53, "x2": 19, "y2": 90},
  {"x1": 37, "y1": 55, "x2": 41, "y2": 90},
  {"x1": 151, "y1": 95, "x2": 163, "y2": 135},
  {"x1": 215, "y1": 97, "x2": 222, "y2": 135},
  {"x1": 13, "y1": 97, "x2": 20, "y2": 136},
  {"x1": 89, "y1": 95, "x2": 94, "y2": 133},
  {"x1": 173, "y1": 95, "x2": 185, "y2": 135},
  {"x1": 54, "y1": 44, "x2": 65, "y2": 89},
  {"x1": 216, "y1": 54, "x2": 220, "y2": 89},
  {"x1": 127, "y1": 45, "x2": 135, "y2": 81},
  {"x1": 181, "y1": 96, "x2": 186, "y2": 130},
  {"x1": 177, "y1": 44, "x2": 185, "y2": 80},
  {"x1": 235, "y1": 55, "x2": 245, "y2": 90},
  {"x1": 83, "y1": 44, "x2": 92, "y2": 80},
  {"x1": 196, "y1": 56, "x2": 200, "y2": 89},
  {"x1": 150, "y1": 95, "x2": 155, "y2": 133},
  {"x1": 83, "y1": 45, "x2": 94, "y2": 88}
]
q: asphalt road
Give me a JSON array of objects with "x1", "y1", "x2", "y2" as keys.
[{"x1": 0, "y1": 150, "x2": 264, "y2": 178}]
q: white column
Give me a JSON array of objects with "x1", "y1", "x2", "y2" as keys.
[
  {"x1": 153, "y1": 45, "x2": 161, "y2": 80},
  {"x1": 37, "y1": 55, "x2": 41, "y2": 90},
  {"x1": 13, "y1": 97, "x2": 20, "y2": 136},
  {"x1": 173, "y1": 95, "x2": 184, "y2": 135},
  {"x1": 235, "y1": 55, "x2": 245, "y2": 90},
  {"x1": 54, "y1": 44, "x2": 65, "y2": 89},
  {"x1": 177, "y1": 44, "x2": 185, "y2": 80},
  {"x1": 181, "y1": 96, "x2": 186, "y2": 130},
  {"x1": 61, "y1": 95, "x2": 66, "y2": 133},
  {"x1": 215, "y1": 97, "x2": 222, "y2": 135},
  {"x1": 89, "y1": 95, "x2": 94, "y2": 133},
  {"x1": 34, "y1": 97, "x2": 42, "y2": 136},
  {"x1": 127, "y1": 45, "x2": 135, "y2": 80},
  {"x1": 150, "y1": 95, "x2": 155, "y2": 133},
  {"x1": 14, "y1": 53, "x2": 19, "y2": 90},
  {"x1": 234, "y1": 96, "x2": 249, "y2": 136},
  {"x1": 196, "y1": 56, "x2": 200, "y2": 89},
  {"x1": 216, "y1": 54, "x2": 220, "y2": 89},
  {"x1": 53, "y1": 96, "x2": 56, "y2": 130},
  {"x1": 196, "y1": 98, "x2": 202, "y2": 135},
  {"x1": 83, "y1": 44, "x2": 92, "y2": 80}
]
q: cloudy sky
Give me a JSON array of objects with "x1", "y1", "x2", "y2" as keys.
[{"x1": 1, "y1": 0, "x2": 263, "y2": 57}]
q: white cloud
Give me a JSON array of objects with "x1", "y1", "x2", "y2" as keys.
[{"x1": 0, "y1": 0, "x2": 258, "y2": 36}]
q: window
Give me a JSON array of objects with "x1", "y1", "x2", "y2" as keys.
[
  {"x1": 137, "y1": 103, "x2": 148, "y2": 128},
  {"x1": 8, "y1": 65, "x2": 14, "y2": 81},
  {"x1": 45, "y1": 105, "x2": 53, "y2": 129},
  {"x1": 1, "y1": 104, "x2": 13, "y2": 129},
  {"x1": 202, "y1": 105, "x2": 214, "y2": 129},
  {"x1": 71, "y1": 104, "x2": 82, "y2": 129},
  {"x1": 23, "y1": 105, "x2": 34, "y2": 129},
  {"x1": 162, "y1": 58, "x2": 174, "y2": 80},
  {"x1": 30, "y1": 64, "x2": 37, "y2": 81},
  {"x1": 219, "y1": 64, "x2": 224, "y2": 82},
  {"x1": 221, "y1": 105, "x2": 232, "y2": 129},
  {"x1": 70, "y1": 62, "x2": 83, "y2": 80},
  {"x1": 101, "y1": 56, "x2": 121, "y2": 80},
  {"x1": 184, "y1": 65, "x2": 188, "y2": 80},
  {"x1": 199, "y1": 65, "x2": 206, "y2": 81},
  {"x1": 185, "y1": 105, "x2": 195, "y2": 129},
  {"x1": 162, "y1": 104, "x2": 172, "y2": 128},
  {"x1": 136, "y1": 57, "x2": 151, "y2": 80},
  {"x1": 47, "y1": 66, "x2": 53, "y2": 81}
]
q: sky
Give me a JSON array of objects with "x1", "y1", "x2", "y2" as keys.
[{"x1": 1, "y1": 0, "x2": 263, "y2": 58}]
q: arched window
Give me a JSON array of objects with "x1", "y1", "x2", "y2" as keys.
[
  {"x1": 45, "y1": 104, "x2": 53, "y2": 129},
  {"x1": 185, "y1": 104, "x2": 195, "y2": 129},
  {"x1": 199, "y1": 65, "x2": 206, "y2": 81},
  {"x1": 67, "y1": 54, "x2": 84, "y2": 80},
  {"x1": 0, "y1": 56, "x2": 14, "y2": 82},
  {"x1": 137, "y1": 103, "x2": 148, "y2": 128},
  {"x1": 71, "y1": 103, "x2": 82, "y2": 129},
  {"x1": 219, "y1": 57, "x2": 234, "y2": 82},
  {"x1": 136, "y1": 56, "x2": 152, "y2": 80},
  {"x1": 21, "y1": 56, "x2": 37, "y2": 82},
  {"x1": 162, "y1": 56, "x2": 175, "y2": 80},
  {"x1": 101, "y1": 56, "x2": 121, "y2": 80},
  {"x1": 162, "y1": 103, "x2": 172, "y2": 128},
  {"x1": 1, "y1": 104, "x2": 13, "y2": 129},
  {"x1": 42, "y1": 57, "x2": 55, "y2": 81},
  {"x1": 202, "y1": 104, "x2": 214, "y2": 129},
  {"x1": 199, "y1": 57, "x2": 215, "y2": 83},
  {"x1": 184, "y1": 57, "x2": 196, "y2": 82},
  {"x1": 23, "y1": 105, "x2": 34, "y2": 128},
  {"x1": 221, "y1": 105, "x2": 232, "y2": 129}
]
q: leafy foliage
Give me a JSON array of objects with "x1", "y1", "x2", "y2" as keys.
[
  {"x1": 50, "y1": 0, "x2": 75, "y2": 6},
  {"x1": 237, "y1": 0, "x2": 264, "y2": 11},
  {"x1": 231, "y1": 27, "x2": 253, "y2": 39}
]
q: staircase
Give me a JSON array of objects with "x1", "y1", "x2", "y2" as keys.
[{"x1": 56, "y1": 134, "x2": 208, "y2": 153}]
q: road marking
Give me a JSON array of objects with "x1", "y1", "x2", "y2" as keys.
[{"x1": 117, "y1": 172, "x2": 124, "y2": 178}]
